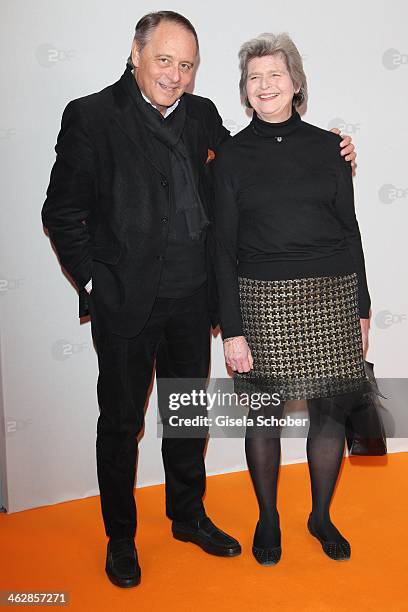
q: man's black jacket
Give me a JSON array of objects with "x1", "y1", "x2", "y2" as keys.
[{"x1": 42, "y1": 69, "x2": 230, "y2": 337}]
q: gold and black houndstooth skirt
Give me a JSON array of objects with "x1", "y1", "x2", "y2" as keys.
[{"x1": 235, "y1": 273, "x2": 368, "y2": 400}]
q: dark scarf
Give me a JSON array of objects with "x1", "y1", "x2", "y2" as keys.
[{"x1": 123, "y1": 65, "x2": 209, "y2": 240}]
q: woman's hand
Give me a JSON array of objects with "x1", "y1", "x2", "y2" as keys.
[
  {"x1": 360, "y1": 318, "x2": 370, "y2": 358},
  {"x1": 223, "y1": 336, "x2": 254, "y2": 373}
]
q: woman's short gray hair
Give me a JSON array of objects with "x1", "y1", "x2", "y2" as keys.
[{"x1": 238, "y1": 32, "x2": 308, "y2": 109}]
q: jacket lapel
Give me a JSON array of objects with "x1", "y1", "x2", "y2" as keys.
[
  {"x1": 111, "y1": 70, "x2": 207, "y2": 183},
  {"x1": 111, "y1": 71, "x2": 167, "y2": 176}
]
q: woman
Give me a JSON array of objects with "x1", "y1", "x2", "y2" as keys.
[{"x1": 213, "y1": 33, "x2": 370, "y2": 565}]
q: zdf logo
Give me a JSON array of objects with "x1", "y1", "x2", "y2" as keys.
[
  {"x1": 0, "y1": 277, "x2": 24, "y2": 294},
  {"x1": 382, "y1": 48, "x2": 408, "y2": 70},
  {"x1": 375, "y1": 310, "x2": 407, "y2": 330},
  {"x1": 5, "y1": 418, "x2": 32, "y2": 437},
  {"x1": 327, "y1": 117, "x2": 361, "y2": 135},
  {"x1": 51, "y1": 339, "x2": 89, "y2": 361},
  {"x1": 378, "y1": 184, "x2": 408, "y2": 204},
  {"x1": 36, "y1": 43, "x2": 76, "y2": 68}
]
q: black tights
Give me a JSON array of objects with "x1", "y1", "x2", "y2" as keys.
[{"x1": 245, "y1": 391, "x2": 358, "y2": 548}]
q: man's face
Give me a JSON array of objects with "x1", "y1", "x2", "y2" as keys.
[{"x1": 131, "y1": 21, "x2": 197, "y2": 115}]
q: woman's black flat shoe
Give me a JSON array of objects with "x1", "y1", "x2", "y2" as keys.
[
  {"x1": 307, "y1": 514, "x2": 351, "y2": 561},
  {"x1": 252, "y1": 522, "x2": 282, "y2": 566},
  {"x1": 252, "y1": 545, "x2": 282, "y2": 565}
]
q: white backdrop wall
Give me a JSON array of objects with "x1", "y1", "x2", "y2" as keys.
[{"x1": 1, "y1": 0, "x2": 407, "y2": 513}]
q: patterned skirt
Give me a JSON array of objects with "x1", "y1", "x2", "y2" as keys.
[{"x1": 235, "y1": 273, "x2": 368, "y2": 401}]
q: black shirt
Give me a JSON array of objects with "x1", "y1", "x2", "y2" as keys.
[{"x1": 213, "y1": 109, "x2": 370, "y2": 339}]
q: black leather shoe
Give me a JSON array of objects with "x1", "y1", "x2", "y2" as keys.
[
  {"x1": 172, "y1": 516, "x2": 241, "y2": 557},
  {"x1": 307, "y1": 514, "x2": 351, "y2": 561},
  {"x1": 105, "y1": 537, "x2": 141, "y2": 587},
  {"x1": 252, "y1": 521, "x2": 282, "y2": 566}
]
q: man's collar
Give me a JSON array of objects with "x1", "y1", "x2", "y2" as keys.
[{"x1": 140, "y1": 89, "x2": 179, "y2": 118}]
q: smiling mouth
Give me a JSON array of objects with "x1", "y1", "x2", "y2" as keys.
[
  {"x1": 258, "y1": 93, "x2": 279, "y2": 100},
  {"x1": 158, "y1": 82, "x2": 178, "y2": 93}
]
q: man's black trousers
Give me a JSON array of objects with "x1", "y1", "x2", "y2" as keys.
[{"x1": 89, "y1": 284, "x2": 210, "y2": 539}]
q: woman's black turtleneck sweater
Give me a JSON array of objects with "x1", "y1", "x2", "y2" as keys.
[{"x1": 213, "y1": 109, "x2": 371, "y2": 339}]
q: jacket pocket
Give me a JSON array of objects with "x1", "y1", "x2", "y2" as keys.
[{"x1": 91, "y1": 245, "x2": 122, "y2": 264}]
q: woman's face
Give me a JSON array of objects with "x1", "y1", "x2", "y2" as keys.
[{"x1": 246, "y1": 53, "x2": 299, "y2": 122}]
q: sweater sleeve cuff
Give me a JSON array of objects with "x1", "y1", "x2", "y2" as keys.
[
  {"x1": 220, "y1": 325, "x2": 244, "y2": 341},
  {"x1": 358, "y1": 295, "x2": 371, "y2": 319}
]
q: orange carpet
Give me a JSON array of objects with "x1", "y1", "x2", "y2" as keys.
[{"x1": 1, "y1": 452, "x2": 407, "y2": 611}]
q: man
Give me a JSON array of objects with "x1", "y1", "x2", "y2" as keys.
[{"x1": 42, "y1": 11, "x2": 356, "y2": 588}]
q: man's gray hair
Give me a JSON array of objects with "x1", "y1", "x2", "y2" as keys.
[
  {"x1": 126, "y1": 11, "x2": 199, "y2": 69},
  {"x1": 238, "y1": 32, "x2": 308, "y2": 109}
]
